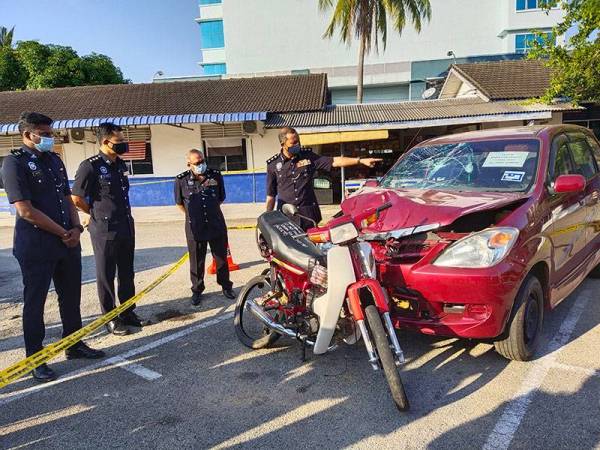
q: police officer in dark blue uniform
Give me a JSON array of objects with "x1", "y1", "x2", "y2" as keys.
[
  {"x1": 175, "y1": 149, "x2": 235, "y2": 306},
  {"x1": 265, "y1": 127, "x2": 381, "y2": 230},
  {"x1": 71, "y1": 123, "x2": 147, "y2": 336},
  {"x1": 1, "y1": 112, "x2": 105, "y2": 383}
]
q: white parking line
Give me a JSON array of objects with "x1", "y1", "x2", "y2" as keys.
[
  {"x1": 107, "y1": 356, "x2": 162, "y2": 381},
  {"x1": 482, "y1": 286, "x2": 593, "y2": 450},
  {"x1": 0, "y1": 311, "x2": 234, "y2": 407}
]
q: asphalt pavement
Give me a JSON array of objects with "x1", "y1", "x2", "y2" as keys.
[{"x1": 0, "y1": 218, "x2": 598, "y2": 449}]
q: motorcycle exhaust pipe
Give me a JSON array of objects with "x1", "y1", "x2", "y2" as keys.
[{"x1": 246, "y1": 298, "x2": 315, "y2": 346}]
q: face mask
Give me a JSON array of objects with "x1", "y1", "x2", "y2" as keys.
[
  {"x1": 33, "y1": 136, "x2": 55, "y2": 153},
  {"x1": 110, "y1": 142, "x2": 129, "y2": 155},
  {"x1": 287, "y1": 144, "x2": 301, "y2": 156},
  {"x1": 191, "y1": 162, "x2": 207, "y2": 175}
]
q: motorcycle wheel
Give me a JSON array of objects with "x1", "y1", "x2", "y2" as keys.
[
  {"x1": 234, "y1": 274, "x2": 281, "y2": 349},
  {"x1": 364, "y1": 305, "x2": 410, "y2": 412}
]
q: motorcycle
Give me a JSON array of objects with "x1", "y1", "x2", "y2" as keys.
[{"x1": 234, "y1": 202, "x2": 409, "y2": 411}]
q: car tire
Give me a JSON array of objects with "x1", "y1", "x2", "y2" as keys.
[{"x1": 494, "y1": 275, "x2": 544, "y2": 361}]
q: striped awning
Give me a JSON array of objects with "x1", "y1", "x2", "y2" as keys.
[{"x1": 0, "y1": 112, "x2": 267, "y2": 133}]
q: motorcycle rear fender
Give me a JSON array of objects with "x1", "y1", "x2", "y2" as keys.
[{"x1": 312, "y1": 246, "x2": 356, "y2": 354}]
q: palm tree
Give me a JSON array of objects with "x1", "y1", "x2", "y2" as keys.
[
  {"x1": 318, "y1": 0, "x2": 431, "y2": 103},
  {"x1": 0, "y1": 26, "x2": 15, "y2": 48}
]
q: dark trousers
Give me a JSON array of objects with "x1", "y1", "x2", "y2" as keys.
[
  {"x1": 188, "y1": 234, "x2": 232, "y2": 293},
  {"x1": 17, "y1": 248, "x2": 83, "y2": 356},
  {"x1": 91, "y1": 237, "x2": 135, "y2": 315}
]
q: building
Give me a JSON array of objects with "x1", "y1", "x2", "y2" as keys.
[{"x1": 193, "y1": 0, "x2": 564, "y2": 102}]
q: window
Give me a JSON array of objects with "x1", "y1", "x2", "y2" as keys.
[
  {"x1": 553, "y1": 143, "x2": 574, "y2": 179},
  {"x1": 199, "y1": 20, "x2": 224, "y2": 48},
  {"x1": 199, "y1": 0, "x2": 221, "y2": 4},
  {"x1": 124, "y1": 143, "x2": 154, "y2": 176},
  {"x1": 204, "y1": 138, "x2": 247, "y2": 172},
  {"x1": 586, "y1": 135, "x2": 600, "y2": 168},
  {"x1": 567, "y1": 138, "x2": 597, "y2": 179},
  {"x1": 202, "y1": 63, "x2": 226, "y2": 75},
  {"x1": 121, "y1": 127, "x2": 153, "y2": 175},
  {"x1": 515, "y1": 32, "x2": 552, "y2": 53},
  {"x1": 516, "y1": 0, "x2": 547, "y2": 10}
]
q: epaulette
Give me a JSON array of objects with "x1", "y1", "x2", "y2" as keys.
[
  {"x1": 266, "y1": 153, "x2": 279, "y2": 164},
  {"x1": 10, "y1": 149, "x2": 24, "y2": 157},
  {"x1": 299, "y1": 149, "x2": 314, "y2": 156},
  {"x1": 87, "y1": 155, "x2": 101, "y2": 163},
  {"x1": 176, "y1": 170, "x2": 190, "y2": 179},
  {"x1": 208, "y1": 168, "x2": 220, "y2": 175}
]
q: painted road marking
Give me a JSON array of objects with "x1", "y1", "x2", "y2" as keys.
[
  {"x1": 0, "y1": 310, "x2": 234, "y2": 407},
  {"x1": 107, "y1": 356, "x2": 162, "y2": 381},
  {"x1": 482, "y1": 286, "x2": 593, "y2": 450}
]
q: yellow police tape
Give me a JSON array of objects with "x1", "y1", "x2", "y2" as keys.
[{"x1": 0, "y1": 252, "x2": 190, "y2": 390}]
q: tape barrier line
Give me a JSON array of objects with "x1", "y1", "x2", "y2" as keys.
[
  {"x1": 0, "y1": 252, "x2": 190, "y2": 390},
  {"x1": 227, "y1": 225, "x2": 256, "y2": 230}
]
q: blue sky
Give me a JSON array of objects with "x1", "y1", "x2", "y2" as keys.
[{"x1": 0, "y1": 0, "x2": 202, "y2": 83}]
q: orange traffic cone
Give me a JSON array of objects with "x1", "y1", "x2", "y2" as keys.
[{"x1": 207, "y1": 243, "x2": 240, "y2": 274}]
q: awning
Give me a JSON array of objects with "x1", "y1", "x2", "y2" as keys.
[
  {"x1": 0, "y1": 111, "x2": 267, "y2": 134},
  {"x1": 299, "y1": 130, "x2": 389, "y2": 146}
]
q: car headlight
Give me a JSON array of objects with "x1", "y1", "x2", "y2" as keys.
[
  {"x1": 330, "y1": 222, "x2": 359, "y2": 245},
  {"x1": 433, "y1": 227, "x2": 519, "y2": 268}
]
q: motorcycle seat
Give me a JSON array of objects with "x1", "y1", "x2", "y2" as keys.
[{"x1": 257, "y1": 211, "x2": 326, "y2": 272}]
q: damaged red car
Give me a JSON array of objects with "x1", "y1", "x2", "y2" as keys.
[{"x1": 342, "y1": 125, "x2": 600, "y2": 361}]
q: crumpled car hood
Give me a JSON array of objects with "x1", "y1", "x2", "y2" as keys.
[{"x1": 341, "y1": 187, "x2": 530, "y2": 233}]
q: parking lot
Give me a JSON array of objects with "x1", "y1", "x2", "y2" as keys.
[{"x1": 1, "y1": 213, "x2": 599, "y2": 449}]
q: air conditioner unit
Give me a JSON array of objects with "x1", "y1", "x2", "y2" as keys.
[
  {"x1": 70, "y1": 128, "x2": 85, "y2": 142},
  {"x1": 242, "y1": 120, "x2": 265, "y2": 136}
]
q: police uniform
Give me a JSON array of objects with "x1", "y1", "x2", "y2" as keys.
[
  {"x1": 266, "y1": 149, "x2": 334, "y2": 230},
  {"x1": 1, "y1": 147, "x2": 83, "y2": 357},
  {"x1": 174, "y1": 168, "x2": 232, "y2": 294},
  {"x1": 71, "y1": 153, "x2": 135, "y2": 315}
]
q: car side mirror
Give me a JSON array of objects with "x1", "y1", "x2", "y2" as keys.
[
  {"x1": 282, "y1": 203, "x2": 298, "y2": 217},
  {"x1": 363, "y1": 179, "x2": 379, "y2": 188},
  {"x1": 554, "y1": 174, "x2": 586, "y2": 194}
]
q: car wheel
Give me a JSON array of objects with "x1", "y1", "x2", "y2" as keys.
[{"x1": 494, "y1": 275, "x2": 544, "y2": 361}]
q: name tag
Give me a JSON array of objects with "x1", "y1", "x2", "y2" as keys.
[
  {"x1": 207, "y1": 179, "x2": 218, "y2": 186},
  {"x1": 297, "y1": 159, "x2": 311, "y2": 168}
]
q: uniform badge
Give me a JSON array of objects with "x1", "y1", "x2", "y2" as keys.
[
  {"x1": 28, "y1": 161, "x2": 37, "y2": 170},
  {"x1": 296, "y1": 159, "x2": 311, "y2": 168},
  {"x1": 187, "y1": 180, "x2": 194, "y2": 186},
  {"x1": 99, "y1": 166, "x2": 108, "y2": 174},
  {"x1": 208, "y1": 179, "x2": 218, "y2": 186},
  {"x1": 276, "y1": 162, "x2": 283, "y2": 171}
]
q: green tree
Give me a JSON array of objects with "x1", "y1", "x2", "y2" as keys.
[
  {"x1": 318, "y1": 0, "x2": 431, "y2": 103},
  {"x1": 81, "y1": 53, "x2": 127, "y2": 85},
  {"x1": 0, "y1": 26, "x2": 14, "y2": 48},
  {"x1": 0, "y1": 47, "x2": 26, "y2": 91},
  {"x1": 529, "y1": 0, "x2": 600, "y2": 104}
]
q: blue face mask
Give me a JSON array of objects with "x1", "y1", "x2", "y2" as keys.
[
  {"x1": 287, "y1": 144, "x2": 301, "y2": 156},
  {"x1": 34, "y1": 136, "x2": 55, "y2": 153},
  {"x1": 191, "y1": 162, "x2": 207, "y2": 175}
]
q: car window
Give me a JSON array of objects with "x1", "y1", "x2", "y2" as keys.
[
  {"x1": 568, "y1": 139, "x2": 597, "y2": 179},
  {"x1": 586, "y1": 135, "x2": 600, "y2": 168},
  {"x1": 553, "y1": 142, "x2": 574, "y2": 180}
]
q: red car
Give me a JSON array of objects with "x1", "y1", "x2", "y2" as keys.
[{"x1": 342, "y1": 125, "x2": 600, "y2": 361}]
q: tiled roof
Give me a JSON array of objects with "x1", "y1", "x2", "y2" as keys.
[
  {"x1": 452, "y1": 60, "x2": 551, "y2": 100},
  {"x1": 266, "y1": 97, "x2": 576, "y2": 129},
  {"x1": 0, "y1": 74, "x2": 327, "y2": 125}
]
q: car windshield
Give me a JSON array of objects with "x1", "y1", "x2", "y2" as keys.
[{"x1": 379, "y1": 138, "x2": 540, "y2": 192}]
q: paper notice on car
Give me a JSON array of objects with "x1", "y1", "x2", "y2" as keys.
[{"x1": 482, "y1": 152, "x2": 529, "y2": 168}]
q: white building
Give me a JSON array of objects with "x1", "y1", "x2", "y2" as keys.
[{"x1": 195, "y1": 0, "x2": 564, "y2": 102}]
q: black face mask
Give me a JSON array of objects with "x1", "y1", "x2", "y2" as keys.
[{"x1": 110, "y1": 142, "x2": 129, "y2": 155}]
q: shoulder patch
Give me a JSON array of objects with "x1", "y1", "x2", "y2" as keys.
[
  {"x1": 176, "y1": 170, "x2": 190, "y2": 179},
  {"x1": 266, "y1": 153, "x2": 279, "y2": 164},
  {"x1": 10, "y1": 149, "x2": 24, "y2": 157}
]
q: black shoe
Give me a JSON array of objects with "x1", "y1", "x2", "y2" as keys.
[
  {"x1": 65, "y1": 342, "x2": 106, "y2": 360},
  {"x1": 121, "y1": 311, "x2": 149, "y2": 327},
  {"x1": 222, "y1": 288, "x2": 236, "y2": 300},
  {"x1": 31, "y1": 363, "x2": 57, "y2": 383},
  {"x1": 105, "y1": 318, "x2": 130, "y2": 336},
  {"x1": 191, "y1": 291, "x2": 203, "y2": 306}
]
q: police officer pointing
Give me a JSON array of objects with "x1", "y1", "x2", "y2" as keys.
[
  {"x1": 1, "y1": 112, "x2": 105, "y2": 383},
  {"x1": 175, "y1": 149, "x2": 235, "y2": 306},
  {"x1": 72, "y1": 123, "x2": 147, "y2": 336},
  {"x1": 265, "y1": 127, "x2": 382, "y2": 230}
]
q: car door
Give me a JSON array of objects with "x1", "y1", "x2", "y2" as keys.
[
  {"x1": 566, "y1": 131, "x2": 600, "y2": 256},
  {"x1": 547, "y1": 134, "x2": 588, "y2": 287}
]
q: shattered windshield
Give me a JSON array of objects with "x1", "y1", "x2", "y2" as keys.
[{"x1": 380, "y1": 139, "x2": 540, "y2": 192}]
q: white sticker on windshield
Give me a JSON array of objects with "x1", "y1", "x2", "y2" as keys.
[
  {"x1": 482, "y1": 152, "x2": 529, "y2": 168},
  {"x1": 501, "y1": 171, "x2": 525, "y2": 182}
]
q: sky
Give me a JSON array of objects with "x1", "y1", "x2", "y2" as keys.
[{"x1": 0, "y1": 0, "x2": 202, "y2": 83}]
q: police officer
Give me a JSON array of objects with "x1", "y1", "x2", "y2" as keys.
[
  {"x1": 174, "y1": 149, "x2": 235, "y2": 306},
  {"x1": 71, "y1": 123, "x2": 147, "y2": 336},
  {"x1": 1, "y1": 112, "x2": 105, "y2": 383},
  {"x1": 265, "y1": 127, "x2": 382, "y2": 230}
]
